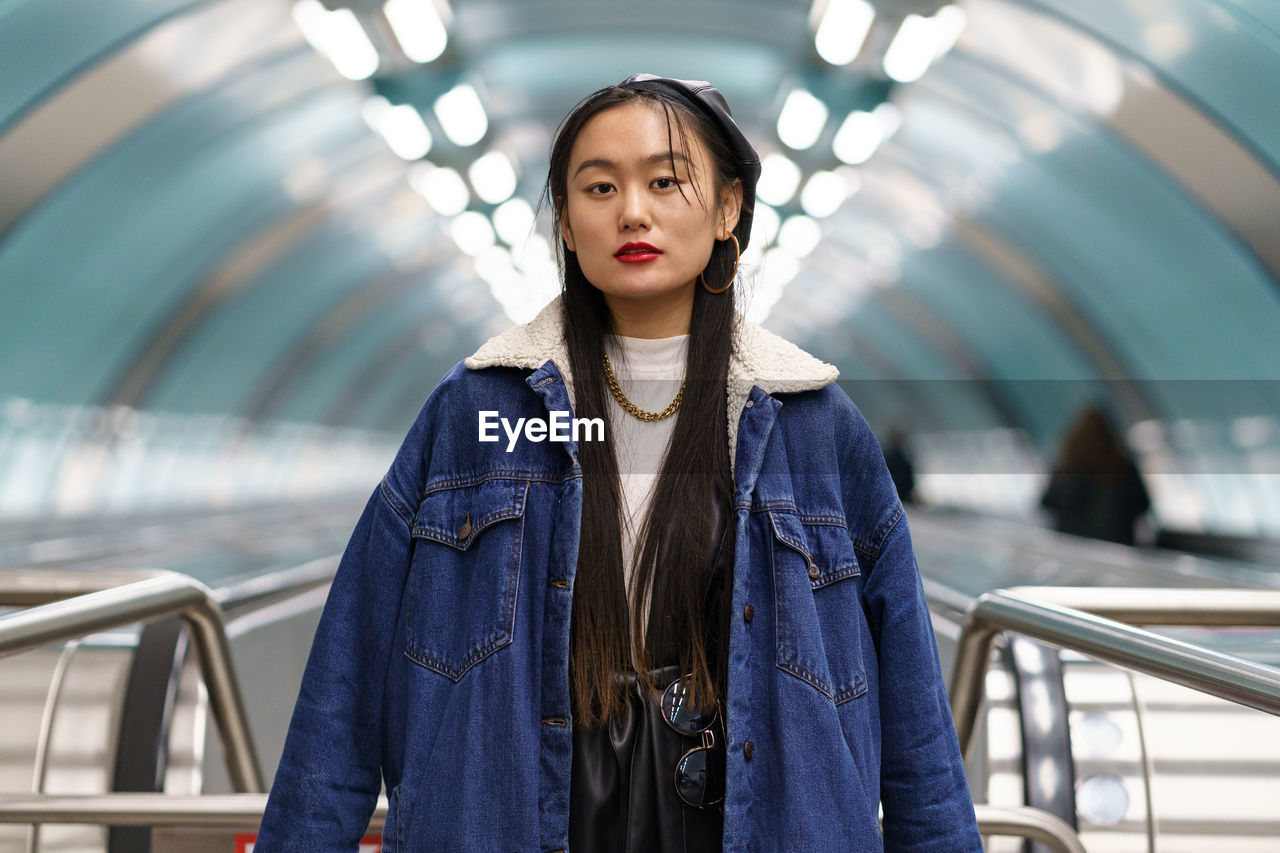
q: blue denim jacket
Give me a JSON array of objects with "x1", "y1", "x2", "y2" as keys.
[{"x1": 256, "y1": 296, "x2": 981, "y2": 852}]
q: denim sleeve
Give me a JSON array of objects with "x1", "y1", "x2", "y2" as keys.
[
  {"x1": 862, "y1": 510, "x2": 983, "y2": 852},
  {"x1": 254, "y1": 398, "x2": 434, "y2": 850}
]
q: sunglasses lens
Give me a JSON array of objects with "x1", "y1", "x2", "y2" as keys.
[
  {"x1": 661, "y1": 677, "x2": 715, "y2": 735},
  {"x1": 676, "y1": 747, "x2": 725, "y2": 807}
]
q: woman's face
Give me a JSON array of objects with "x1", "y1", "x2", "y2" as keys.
[{"x1": 560, "y1": 101, "x2": 740, "y2": 325}]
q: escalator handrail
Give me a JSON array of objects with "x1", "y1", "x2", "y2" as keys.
[
  {"x1": 973, "y1": 804, "x2": 1086, "y2": 853},
  {"x1": 951, "y1": 587, "x2": 1280, "y2": 759},
  {"x1": 0, "y1": 794, "x2": 1087, "y2": 851},
  {"x1": 0, "y1": 570, "x2": 264, "y2": 793}
]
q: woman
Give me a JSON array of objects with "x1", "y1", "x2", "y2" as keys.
[{"x1": 256, "y1": 73, "x2": 982, "y2": 852}]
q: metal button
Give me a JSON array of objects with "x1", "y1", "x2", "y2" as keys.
[
  {"x1": 744, "y1": 399, "x2": 754, "y2": 408},
  {"x1": 458, "y1": 513, "x2": 472, "y2": 539},
  {"x1": 743, "y1": 604, "x2": 754, "y2": 623},
  {"x1": 807, "y1": 560, "x2": 820, "y2": 580},
  {"x1": 743, "y1": 739, "x2": 755, "y2": 760}
]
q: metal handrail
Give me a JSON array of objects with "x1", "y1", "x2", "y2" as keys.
[
  {"x1": 0, "y1": 793, "x2": 387, "y2": 830},
  {"x1": 0, "y1": 795, "x2": 1084, "y2": 851},
  {"x1": 0, "y1": 571, "x2": 264, "y2": 792},
  {"x1": 951, "y1": 587, "x2": 1280, "y2": 758},
  {"x1": 973, "y1": 805, "x2": 1085, "y2": 853}
]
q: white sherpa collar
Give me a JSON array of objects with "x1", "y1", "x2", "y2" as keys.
[{"x1": 464, "y1": 293, "x2": 839, "y2": 476}]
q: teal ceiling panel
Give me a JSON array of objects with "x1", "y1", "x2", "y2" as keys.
[
  {"x1": 890, "y1": 54, "x2": 1280, "y2": 402},
  {"x1": 899, "y1": 239, "x2": 1099, "y2": 441},
  {"x1": 1222, "y1": 0, "x2": 1280, "y2": 37},
  {"x1": 840, "y1": 299, "x2": 999, "y2": 433},
  {"x1": 0, "y1": 74, "x2": 369, "y2": 406},
  {"x1": 1027, "y1": 0, "x2": 1280, "y2": 171},
  {"x1": 142, "y1": 225, "x2": 415, "y2": 415},
  {"x1": 266, "y1": 279, "x2": 446, "y2": 424},
  {"x1": 0, "y1": 0, "x2": 206, "y2": 127}
]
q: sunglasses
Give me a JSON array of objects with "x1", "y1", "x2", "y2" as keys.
[{"x1": 660, "y1": 672, "x2": 726, "y2": 809}]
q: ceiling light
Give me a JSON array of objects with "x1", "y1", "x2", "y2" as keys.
[
  {"x1": 434, "y1": 83, "x2": 488, "y2": 146},
  {"x1": 884, "y1": 13, "x2": 944, "y2": 82},
  {"x1": 757, "y1": 153, "x2": 802, "y2": 206},
  {"x1": 933, "y1": 5, "x2": 967, "y2": 59},
  {"x1": 361, "y1": 96, "x2": 432, "y2": 160},
  {"x1": 814, "y1": 0, "x2": 875, "y2": 65},
  {"x1": 492, "y1": 197, "x2": 535, "y2": 247},
  {"x1": 468, "y1": 151, "x2": 517, "y2": 204},
  {"x1": 800, "y1": 170, "x2": 849, "y2": 218},
  {"x1": 291, "y1": 1, "x2": 379, "y2": 80},
  {"x1": 833, "y1": 110, "x2": 883, "y2": 165},
  {"x1": 408, "y1": 162, "x2": 469, "y2": 215},
  {"x1": 777, "y1": 215, "x2": 822, "y2": 258},
  {"x1": 777, "y1": 88, "x2": 829, "y2": 150},
  {"x1": 383, "y1": 0, "x2": 447, "y2": 63},
  {"x1": 449, "y1": 211, "x2": 496, "y2": 256}
]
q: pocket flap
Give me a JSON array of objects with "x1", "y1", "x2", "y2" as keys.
[
  {"x1": 768, "y1": 510, "x2": 860, "y2": 589},
  {"x1": 411, "y1": 479, "x2": 529, "y2": 550}
]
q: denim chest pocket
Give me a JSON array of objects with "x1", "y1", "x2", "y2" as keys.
[
  {"x1": 769, "y1": 510, "x2": 867, "y2": 704},
  {"x1": 405, "y1": 478, "x2": 529, "y2": 680}
]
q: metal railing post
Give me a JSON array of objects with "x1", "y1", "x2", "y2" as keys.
[
  {"x1": 951, "y1": 588, "x2": 1280, "y2": 759},
  {"x1": 0, "y1": 571, "x2": 264, "y2": 792}
]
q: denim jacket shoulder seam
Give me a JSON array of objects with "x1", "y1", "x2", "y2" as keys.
[
  {"x1": 853, "y1": 504, "x2": 903, "y2": 568},
  {"x1": 379, "y1": 476, "x2": 413, "y2": 530}
]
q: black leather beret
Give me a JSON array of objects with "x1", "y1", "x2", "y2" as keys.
[{"x1": 620, "y1": 72, "x2": 762, "y2": 251}]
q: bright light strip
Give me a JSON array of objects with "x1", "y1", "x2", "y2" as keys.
[
  {"x1": 434, "y1": 83, "x2": 488, "y2": 146},
  {"x1": 777, "y1": 88, "x2": 829, "y2": 150},
  {"x1": 468, "y1": 151, "x2": 517, "y2": 204},
  {"x1": 362, "y1": 96, "x2": 432, "y2": 160},
  {"x1": 383, "y1": 0, "x2": 447, "y2": 63},
  {"x1": 800, "y1": 170, "x2": 849, "y2": 218},
  {"x1": 833, "y1": 110, "x2": 883, "y2": 165},
  {"x1": 408, "y1": 162, "x2": 469, "y2": 215},
  {"x1": 449, "y1": 211, "x2": 496, "y2": 256},
  {"x1": 757, "y1": 152, "x2": 802, "y2": 206},
  {"x1": 291, "y1": 1, "x2": 333, "y2": 53},
  {"x1": 492, "y1": 197, "x2": 535, "y2": 246},
  {"x1": 884, "y1": 13, "x2": 943, "y2": 82},
  {"x1": 872, "y1": 101, "x2": 903, "y2": 140},
  {"x1": 291, "y1": 1, "x2": 380, "y2": 80},
  {"x1": 932, "y1": 5, "x2": 967, "y2": 59},
  {"x1": 814, "y1": 0, "x2": 876, "y2": 65},
  {"x1": 777, "y1": 215, "x2": 822, "y2": 258}
]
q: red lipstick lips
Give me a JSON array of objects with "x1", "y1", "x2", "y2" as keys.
[{"x1": 615, "y1": 242, "x2": 662, "y2": 263}]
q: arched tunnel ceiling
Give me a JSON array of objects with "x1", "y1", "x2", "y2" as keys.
[{"x1": 1, "y1": 0, "x2": 1279, "y2": 455}]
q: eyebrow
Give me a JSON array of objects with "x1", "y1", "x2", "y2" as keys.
[{"x1": 572, "y1": 151, "x2": 692, "y2": 179}]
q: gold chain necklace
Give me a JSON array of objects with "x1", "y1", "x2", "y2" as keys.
[{"x1": 602, "y1": 349, "x2": 685, "y2": 421}]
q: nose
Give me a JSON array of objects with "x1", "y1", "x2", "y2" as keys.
[{"x1": 618, "y1": 184, "x2": 651, "y2": 231}]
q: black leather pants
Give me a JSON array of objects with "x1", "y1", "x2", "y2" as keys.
[{"x1": 568, "y1": 497, "x2": 732, "y2": 852}]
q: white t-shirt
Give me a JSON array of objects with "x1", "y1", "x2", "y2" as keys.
[{"x1": 603, "y1": 330, "x2": 688, "y2": 653}]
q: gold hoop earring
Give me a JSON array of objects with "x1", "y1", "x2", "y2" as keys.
[{"x1": 699, "y1": 232, "x2": 740, "y2": 294}]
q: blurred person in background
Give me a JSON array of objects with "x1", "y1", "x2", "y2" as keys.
[
  {"x1": 883, "y1": 423, "x2": 918, "y2": 505},
  {"x1": 1040, "y1": 404, "x2": 1151, "y2": 546}
]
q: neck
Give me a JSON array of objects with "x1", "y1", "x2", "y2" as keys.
[{"x1": 602, "y1": 284, "x2": 694, "y2": 338}]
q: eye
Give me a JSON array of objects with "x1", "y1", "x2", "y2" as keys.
[
  {"x1": 653, "y1": 177, "x2": 679, "y2": 190},
  {"x1": 586, "y1": 182, "x2": 614, "y2": 195}
]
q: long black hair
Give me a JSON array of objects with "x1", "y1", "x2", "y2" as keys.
[{"x1": 537, "y1": 83, "x2": 754, "y2": 727}]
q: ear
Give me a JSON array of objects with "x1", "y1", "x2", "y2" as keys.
[{"x1": 718, "y1": 178, "x2": 743, "y2": 239}]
